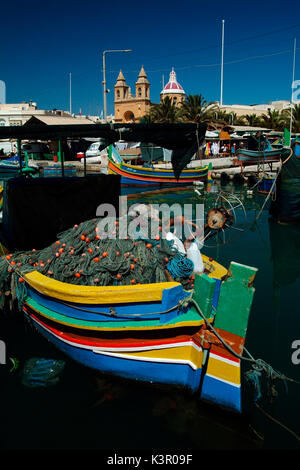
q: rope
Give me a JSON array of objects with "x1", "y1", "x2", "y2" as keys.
[
  {"x1": 252, "y1": 164, "x2": 282, "y2": 225},
  {"x1": 166, "y1": 255, "x2": 194, "y2": 279},
  {"x1": 255, "y1": 403, "x2": 300, "y2": 444},
  {"x1": 281, "y1": 148, "x2": 293, "y2": 165},
  {"x1": 51, "y1": 297, "x2": 187, "y2": 319},
  {"x1": 189, "y1": 297, "x2": 300, "y2": 385}
]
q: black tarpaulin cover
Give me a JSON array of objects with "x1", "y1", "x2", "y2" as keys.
[
  {"x1": 98, "y1": 123, "x2": 207, "y2": 180},
  {"x1": 0, "y1": 122, "x2": 207, "y2": 180},
  {"x1": 1, "y1": 174, "x2": 121, "y2": 251}
]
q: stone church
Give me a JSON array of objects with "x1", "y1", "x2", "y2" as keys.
[{"x1": 114, "y1": 67, "x2": 185, "y2": 123}]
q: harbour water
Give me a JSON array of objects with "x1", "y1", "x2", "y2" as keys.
[{"x1": 0, "y1": 179, "x2": 299, "y2": 453}]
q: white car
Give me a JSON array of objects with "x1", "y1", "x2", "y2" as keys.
[{"x1": 80, "y1": 141, "x2": 108, "y2": 164}]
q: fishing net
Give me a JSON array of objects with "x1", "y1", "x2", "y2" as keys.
[{"x1": 0, "y1": 216, "x2": 195, "y2": 310}]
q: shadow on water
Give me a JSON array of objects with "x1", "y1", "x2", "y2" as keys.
[{"x1": 0, "y1": 180, "x2": 299, "y2": 451}]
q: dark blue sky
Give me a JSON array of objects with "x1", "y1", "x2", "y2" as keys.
[{"x1": 1, "y1": 0, "x2": 300, "y2": 116}]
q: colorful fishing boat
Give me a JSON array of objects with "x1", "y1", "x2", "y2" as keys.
[
  {"x1": 0, "y1": 155, "x2": 38, "y2": 177},
  {"x1": 236, "y1": 148, "x2": 290, "y2": 165},
  {"x1": 19, "y1": 254, "x2": 257, "y2": 413},
  {"x1": 108, "y1": 145, "x2": 209, "y2": 187}
]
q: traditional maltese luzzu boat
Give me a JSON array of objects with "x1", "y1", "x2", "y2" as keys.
[
  {"x1": 19, "y1": 250, "x2": 257, "y2": 413},
  {"x1": 108, "y1": 145, "x2": 209, "y2": 186}
]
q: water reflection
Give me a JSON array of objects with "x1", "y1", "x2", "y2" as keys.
[{"x1": 269, "y1": 218, "x2": 300, "y2": 289}]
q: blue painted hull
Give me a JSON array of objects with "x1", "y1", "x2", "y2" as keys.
[{"x1": 30, "y1": 315, "x2": 203, "y2": 392}]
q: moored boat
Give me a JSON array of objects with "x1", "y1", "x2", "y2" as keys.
[
  {"x1": 21, "y1": 258, "x2": 256, "y2": 413},
  {"x1": 236, "y1": 148, "x2": 290, "y2": 165},
  {"x1": 0, "y1": 155, "x2": 38, "y2": 177},
  {"x1": 108, "y1": 145, "x2": 209, "y2": 186},
  {"x1": 1, "y1": 225, "x2": 257, "y2": 413}
]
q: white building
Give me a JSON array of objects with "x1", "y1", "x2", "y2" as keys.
[
  {"x1": 217, "y1": 100, "x2": 291, "y2": 117},
  {"x1": 0, "y1": 101, "x2": 101, "y2": 127}
]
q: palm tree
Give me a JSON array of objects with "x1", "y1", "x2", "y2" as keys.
[
  {"x1": 178, "y1": 94, "x2": 217, "y2": 123},
  {"x1": 260, "y1": 109, "x2": 284, "y2": 130},
  {"x1": 242, "y1": 113, "x2": 262, "y2": 127},
  {"x1": 144, "y1": 97, "x2": 180, "y2": 123},
  {"x1": 281, "y1": 104, "x2": 300, "y2": 133},
  {"x1": 212, "y1": 110, "x2": 245, "y2": 125},
  {"x1": 139, "y1": 114, "x2": 154, "y2": 124}
]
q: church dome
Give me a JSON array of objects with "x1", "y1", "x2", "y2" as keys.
[{"x1": 160, "y1": 68, "x2": 185, "y2": 95}]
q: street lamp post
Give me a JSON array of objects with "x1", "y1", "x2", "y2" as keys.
[{"x1": 102, "y1": 49, "x2": 132, "y2": 122}]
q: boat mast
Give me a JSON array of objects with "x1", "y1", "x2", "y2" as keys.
[
  {"x1": 289, "y1": 38, "x2": 297, "y2": 146},
  {"x1": 220, "y1": 19, "x2": 225, "y2": 107}
]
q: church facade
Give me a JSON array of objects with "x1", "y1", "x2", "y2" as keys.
[{"x1": 114, "y1": 67, "x2": 185, "y2": 123}]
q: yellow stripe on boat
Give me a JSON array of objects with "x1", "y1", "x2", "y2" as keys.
[
  {"x1": 201, "y1": 255, "x2": 228, "y2": 279},
  {"x1": 95, "y1": 344, "x2": 204, "y2": 370},
  {"x1": 24, "y1": 271, "x2": 180, "y2": 304},
  {"x1": 205, "y1": 353, "x2": 241, "y2": 386},
  {"x1": 24, "y1": 254, "x2": 227, "y2": 305},
  {"x1": 122, "y1": 161, "x2": 208, "y2": 174}
]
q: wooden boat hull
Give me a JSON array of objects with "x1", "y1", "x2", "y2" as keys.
[
  {"x1": 108, "y1": 145, "x2": 208, "y2": 186},
  {"x1": 108, "y1": 161, "x2": 208, "y2": 186},
  {"x1": 237, "y1": 148, "x2": 289, "y2": 164},
  {"x1": 21, "y1": 257, "x2": 257, "y2": 413}
]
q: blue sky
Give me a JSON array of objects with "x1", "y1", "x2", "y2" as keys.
[{"x1": 1, "y1": 0, "x2": 300, "y2": 116}]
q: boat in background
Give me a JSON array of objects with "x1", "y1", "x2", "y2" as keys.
[
  {"x1": 0, "y1": 155, "x2": 38, "y2": 178},
  {"x1": 108, "y1": 145, "x2": 209, "y2": 187},
  {"x1": 236, "y1": 147, "x2": 290, "y2": 165}
]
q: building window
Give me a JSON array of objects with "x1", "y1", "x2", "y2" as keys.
[
  {"x1": 123, "y1": 89, "x2": 127, "y2": 98},
  {"x1": 138, "y1": 87, "x2": 142, "y2": 97},
  {"x1": 117, "y1": 90, "x2": 120, "y2": 99}
]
